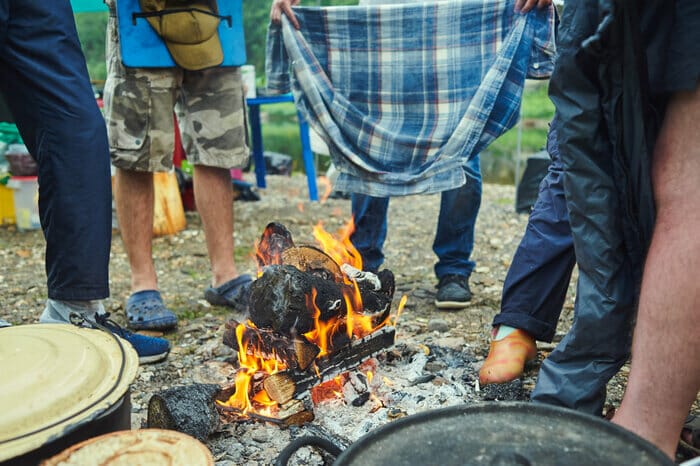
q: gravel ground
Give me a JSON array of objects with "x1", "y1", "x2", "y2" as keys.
[{"x1": 1, "y1": 172, "x2": 697, "y2": 464}]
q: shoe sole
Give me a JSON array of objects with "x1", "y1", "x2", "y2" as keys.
[
  {"x1": 127, "y1": 316, "x2": 178, "y2": 331},
  {"x1": 139, "y1": 350, "x2": 170, "y2": 365},
  {"x1": 203, "y1": 289, "x2": 234, "y2": 307},
  {"x1": 434, "y1": 299, "x2": 470, "y2": 310}
]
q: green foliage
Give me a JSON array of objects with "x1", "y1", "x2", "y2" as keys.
[
  {"x1": 482, "y1": 81, "x2": 555, "y2": 184},
  {"x1": 243, "y1": 0, "x2": 359, "y2": 83},
  {"x1": 74, "y1": 12, "x2": 108, "y2": 82}
]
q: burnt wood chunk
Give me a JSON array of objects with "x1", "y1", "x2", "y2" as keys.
[
  {"x1": 147, "y1": 383, "x2": 221, "y2": 442},
  {"x1": 256, "y1": 222, "x2": 295, "y2": 267},
  {"x1": 248, "y1": 265, "x2": 394, "y2": 335},
  {"x1": 277, "y1": 399, "x2": 315, "y2": 426},
  {"x1": 222, "y1": 320, "x2": 320, "y2": 371},
  {"x1": 262, "y1": 326, "x2": 396, "y2": 404}
]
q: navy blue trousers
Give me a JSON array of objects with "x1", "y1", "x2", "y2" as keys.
[
  {"x1": 0, "y1": 0, "x2": 111, "y2": 300},
  {"x1": 350, "y1": 154, "x2": 482, "y2": 279},
  {"x1": 493, "y1": 118, "x2": 576, "y2": 342}
]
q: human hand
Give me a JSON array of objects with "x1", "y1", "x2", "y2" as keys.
[
  {"x1": 514, "y1": 0, "x2": 552, "y2": 13},
  {"x1": 270, "y1": 0, "x2": 301, "y2": 30}
]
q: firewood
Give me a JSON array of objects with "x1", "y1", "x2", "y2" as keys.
[
  {"x1": 278, "y1": 399, "x2": 315, "y2": 426},
  {"x1": 243, "y1": 399, "x2": 314, "y2": 426},
  {"x1": 262, "y1": 327, "x2": 396, "y2": 404},
  {"x1": 248, "y1": 265, "x2": 394, "y2": 335},
  {"x1": 146, "y1": 383, "x2": 220, "y2": 442},
  {"x1": 294, "y1": 338, "x2": 321, "y2": 370},
  {"x1": 222, "y1": 320, "x2": 320, "y2": 370},
  {"x1": 282, "y1": 245, "x2": 343, "y2": 282},
  {"x1": 262, "y1": 373, "x2": 297, "y2": 405},
  {"x1": 256, "y1": 222, "x2": 295, "y2": 268}
]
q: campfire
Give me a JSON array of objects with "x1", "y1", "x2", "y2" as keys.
[{"x1": 216, "y1": 221, "x2": 405, "y2": 425}]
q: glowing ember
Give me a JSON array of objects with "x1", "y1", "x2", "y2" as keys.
[{"x1": 311, "y1": 374, "x2": 347, "y2": 404}]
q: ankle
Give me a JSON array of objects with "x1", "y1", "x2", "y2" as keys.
[
  {"x1": 40, "y1": 299, "x2": 105, "y2": 324},
  {"x1": 493, "y1": 324, "x2": 518, "y2": 341}
]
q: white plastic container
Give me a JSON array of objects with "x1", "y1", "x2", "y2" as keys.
[
  {"x1": 241, "y1": 65, "x2": 256, "y2": 99},
  {"x1": 7, "y1": 176, "x2": 40, "y2": 231}
]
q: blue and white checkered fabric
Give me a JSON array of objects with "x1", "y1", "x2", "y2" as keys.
[{"x1": 266, "y1": 0, "x2": 555, "y2": 196}]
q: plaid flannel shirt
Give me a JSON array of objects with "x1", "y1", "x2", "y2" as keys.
[{"x1": 266, "y1": 0, "x2": 556, "y2": 196}]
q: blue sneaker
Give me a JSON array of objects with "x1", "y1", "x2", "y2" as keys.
[{"x1": 94, "y1": 313, "x2": 171, "y2": 364}]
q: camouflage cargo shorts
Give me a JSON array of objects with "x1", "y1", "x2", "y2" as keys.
[{"x1": 103, "y1": 15, "x2": 249, "y2": 172}]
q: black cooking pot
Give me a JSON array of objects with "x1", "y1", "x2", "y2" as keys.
[{"x1": 277, "y1": 402, "x2": 675, "y2": 466}]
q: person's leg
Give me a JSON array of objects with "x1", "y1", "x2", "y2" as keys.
[
  {"x1": 612, "y1": 84, "x2": 700, "y2": 458},
  {"x1": 0, "y1": 0, "x2": 111, "y2": 303},
  {"x1": 350, "y1": 193, "x2": 390, "y2": 273},
  {"x1": 433, "y1": 153, "x2": 482, "y2": 279},
  {"x1": 494, "y1": 119, "x2": 575, "y2": 342},
  {"x1": 432, "y1": 153, "x2": 482, "y2": 309},
  {"x1": 114, "y1": 169, "x2": 157, "y2": 292},
  {"x1": 0, "y1": 0, "x2": 170, "y2": 363},
  {"x1": 193, "y1": 164, "x2": 238, "y2": 286},
  {"x1": 530, "y1": 0, "x2": 635, "y2": 414},
  {"x1": 179, "y1": 66, "x2": 250, "y2": 308},
  {"x1": 480, "y1": 120, "x2": 576, "y2": 385},
  {"x1": 103, "y1": 14, "x2": 178, "y2": 330}
]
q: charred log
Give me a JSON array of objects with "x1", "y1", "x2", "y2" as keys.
[
  {"x1": 248, "y1": 265, "x2": 393, "y2": 335},
  {"x1": 147, "y1": 383, "x2": 221, "y2": 442},
  {"x1": 222, "y1": 320, "x2": 320, "y2": 371},
  {"x1": 262, "y1": 326, "x2": 396, "y2": 404},
  {"x1": 216, "y1": 396, "x2": 314, "y2": 427},
  {"x1": 256, "y1": 222, "x2": 295, "y2": 268}
]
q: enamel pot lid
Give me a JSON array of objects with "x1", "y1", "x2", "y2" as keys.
[
  {"x1": 41, "y1": 429, "x2": 214, "y2": 466},
  {"x1": 0, "y1": 324, "x2": 139, "y2": 463}
]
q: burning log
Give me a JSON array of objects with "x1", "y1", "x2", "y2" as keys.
[
  {"x1": 255, "y1": 222, "x2": 295, "y2": 268},
  {"x1": 248, "y1": 265, "x2": 394, "y2": 335},
  {"x1": 262, "y1": 326, "x2": 396, "y2": 404},
  {"x1": 217, "y1": 394, "x2": 315, "y2": 427},
  {"x1": 222, "y1": 320, "x2": 320, "y2": 371},
  {"x1": 146, "y1": 383, "x2": 221, "y2": 442},
  {"x1": 282, "y1": 245, "x2": 343, "y2": 282}
]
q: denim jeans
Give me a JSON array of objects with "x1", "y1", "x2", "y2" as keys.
[
  {"x1": 0, "y1": 0, "x2": 112, "y2": 300},
  {"x1": 493, "y1": 117, "x2": 576, "y2": 342},
  {"x1": 350, "y1": 154, "x2": 482, "y2": 279}
]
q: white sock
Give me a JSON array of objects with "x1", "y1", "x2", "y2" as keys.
[
  {"x1": 40, "y1": 299, "x2": 105, "y2": 324},
  {"x1": 494, "y1": 324, "x2": 517, "y2": 341}
]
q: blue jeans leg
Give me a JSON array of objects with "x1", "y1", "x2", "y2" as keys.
[
  {"x1": 0, "y1": 0, "x2": 112, "y2": 300},
  {"x1": 350, "y1": 193, "x2": 389, "y2": 273},
  {"x1": 432, "y1": 153, "x2": 482, "y2": 279},
  {"x1": 494, "y1": 121, "x2": 576, "y2": 342}
]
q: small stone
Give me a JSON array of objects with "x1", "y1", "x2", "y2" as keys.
[
  {"x1": 428, "y1": 318, "x2": 449, "y2": 333},
  {"x1": 387, "y1": 407, "x2": 407, "y2": 419}
]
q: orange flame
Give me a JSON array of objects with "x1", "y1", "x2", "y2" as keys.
[
  {"x1": 317, "y1": 176, "x2": 333, "y2": 203},
  {"x1": 312, "y1": 219, "x2": 363, "y2": 271},
  {"x1": 221, "y1": 322, "x2": 286, "y2": 415},
  {"x1": 303, "y1": 289, "x2": 344, "y2": 357}
]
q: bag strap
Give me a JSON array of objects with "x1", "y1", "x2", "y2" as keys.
[{"x1": 131, "y1": 8, "x2": 231, "y2": 27}]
